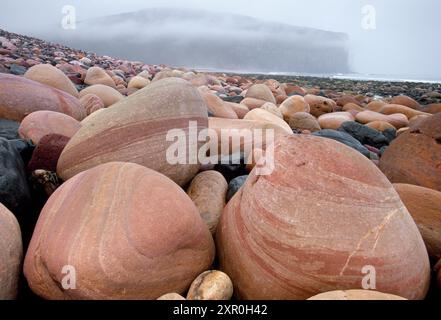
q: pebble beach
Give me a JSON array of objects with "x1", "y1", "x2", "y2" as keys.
[{"x1": 0, "y1": 28, "x2": 441, "y2": 301}]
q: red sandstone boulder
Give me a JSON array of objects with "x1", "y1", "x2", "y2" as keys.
[
  {"x1": 79, "y1": 84, "x2": 124, "y2": 107},
  {"x1": 394, "y1": 183, "x2": 441, "y2": 261},
  {"x1": 0, "y1": 74, "x2": 86, "y2": 122},
  {"x1": 0, "y1": 203, "x2": 22, "y2": 300},
  {"x1": 355, "y1": 110, "x2": 409, "y2": 129},
  {"x1": 79, "y1": 94, "x2": 105, "y2": 115},
  {"x1": 24, "y1": 162, "x2": 215, "y2": 300},
  {"x1": 304, "y1": 94, "x2": 337, "y2": 117},
  {"x1": 58, "y1": 78, "x2": 208, "y2": 187},
  {"x1": 317, "y1": 112, "x2": 354, "y2": 130},
  {"x1": 28, "y1": 134, "x2": 70, "y2": 172},
  {"x1": 390, "y1": 95, "x2": 421, "y2": 110},
  {"x1": 187, "y1": 171, "x2": 228, "y2": 234},
  {"x1": 279, "y1": 95, "x2": 310, "y2": 121},
  {"x1": 367, "y1": 100, "x2": 387, "y2": 112},
  {"x1": 216, "y1": 134, "x2": 430, "y2": 300},
  {"x1": 84, "y1": 66, "x2": 116, "y2": 88},
  {"x1": 24, "y1": 64, "x2": 79, "y2": 97},
  {"x1": 18, "y1": 110, "x2": 80, "y2": 144},
  {"x1": 245, "y1": 84, "x2": 276, "y2": 104},
  {"x1": 288, "y1": 112, "x2": 321, "y2": 132},
  {"x1": 379, "y1": 113, "x2": 441, "y2": 191},
  {"x1": 200, "y1": 91, "x2": 238, "y2": 119},
  {"x1": 380, "y1": 104, "x2": 430, "y2": 119}
]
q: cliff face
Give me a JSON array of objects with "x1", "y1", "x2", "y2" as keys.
[{"x1": 53, "y1": 8, "x2": 350, "y2": 74}]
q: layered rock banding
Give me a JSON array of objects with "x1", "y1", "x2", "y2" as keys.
[
  {"x1": 216, "y1": 134, "x2": 430, "y2": 300},
  {"x1": 24, "y1": 162, "x2": 215, "y2": 300}
]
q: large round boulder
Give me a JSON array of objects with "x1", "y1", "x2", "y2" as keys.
[
  {"x1": 24, "y1": 64, "x2": 79, "y2": 97},
  {"x1": 0, "y1": 203, "x2": 22, "y2": 300},
  {"x1": 379, "y1": 113, "x2": 441, "y2": 191},
  {"x1": 216, "y1": 134, "x2": 430, "y2": 300},
  {"x1": 304, "y1": 94, "x2": 337, "y2": 117},
  {"x1": 279, "y1": 96, "x2": 310, "y2": 121},
  {"x1": 58, "y1": 78, "x2": 208, "y2": 186},
  {"x1": 24, "y1": 162, "x2": 215, "y2": 300},
  {"x1": 0, "y1": 74, "x2": 86, "y2": 122},
  {"x1": 18, "y1": 111, "x2": 80, "y2": 145}
]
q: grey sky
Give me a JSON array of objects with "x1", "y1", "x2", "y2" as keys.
[{"x1": 1, "y1": 0, "x2": 440, "y2": 79}]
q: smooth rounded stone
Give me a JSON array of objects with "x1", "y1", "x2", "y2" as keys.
[
  {"x1": 18, "y1": 111, "x2": 80, "y2": 145},
  {"x1": 24, "y1": 162, "x2": 215, "y2": 300},
  {"x1": 304, "y1": 94, "x2": 337, "y2": 117},
  {"x1": 390, "y1": 95, "x2": 421, "y2": 110},
  {"x1": 394, "y1": 183, "x2": 441, "y2": 261},
  {"x1": 187, "y1": 271, "x2": 234, "y2": 300},
  {"x1": 366, "y1": 121, "x2": 396, "y2": 132},
  {"x1": 0, "y1": 138, "x2": 31, "y2": 216},
  {"x1": 187, "y1": 171, "x2": 228, "y2": 235},
  {"x1": 307, "y1": 290, "x2": 406, "y2": 300},
  {"x1": 208, "y1": 118, "x2": 287, "y2": 156},
  {"x1": 240, "y1": 97, "x2": 268, "y2": 110},
  {"x1": 79, "y1": 84, "x2": 124, "y2": 107},
  {"x1": 28, "y1": 134, "x2": 70, "y2": 172},
  {"x1": 380, "y1": 104, "x2": 430, "y2": 120},
  {"x1": 216, "y1": 134, "x2": 430, "y2": 300},
  {"x1": 380, "y1": 114, "x2": 441, "y2": 191},
  {"x1": 261, "y1": 102, "x2": 283, "y2": 119},
  {"x1": 244, "y1": 109, "x2": 292, "y2": 134},
  {"x1": 24, "y1": 64, "x2": 79, "y2": 97},
  {"x1": 0, "y1": 119, "x2": 19, "y2": 140},
  {"x1": 283, "y1": 84, "x2": 306, "y2": 96},
  {"x1": 128, "y1": 76, "x2": 150, "y2": 89},
  {"x1": 0, "y1": 203, "x2": 22, "y2": 300},
  {"x1": 226, "y1": 102, "x2": 249, "y2": 119},
  {"x1": 226, "y1": 175, "x2": 248, "y2": 202},
  {"x1": 200, "y1": 91, "x2": 238, "y2": 119},
  {"x1": 343, "y1": 103, "x2": 364, "y2": 112},
  {"x1": 58, "y1": 78, "x2": 208, "y2": 187},
  {"x1": 84, "y1": 66, "x2": 116, "y2": 88},
  {"x1": 0, "y1": 74, "x2": 86, "y2": 122},
  {"x1": 313, "y1": 129, "x2": 371, "y2": 158},
  {"x1": 79, "y1": 93, "x2": 105, "y2": 115},
  {"x1": 157, "y1": 293, "x2": 186, "y2": 300},
  {"x1": 356, "y1": 110, "x2": 409, "y2": 129},
  {"x1": 279, "y1": 95, "x2": 310, "y2": 121},
  {"x1": 245, "y1": 84, "x2": 276, "y2": 104},
  {"x1": 367, "y1": 100, "x2": 387, "y2": 112},
  {"x1": 317, "y1": 112, "x2": 354, "y2": 130},
  {"x1": 288, "y1": 112, "x2": 321, "y2": 132},
  {"x1": 338, "y1": 121, "x2": 390, "y2": 149}
]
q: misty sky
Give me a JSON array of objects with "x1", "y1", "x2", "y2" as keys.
[{"x1": 1, "y1": 0, "x2": 440, "y2": 79}]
